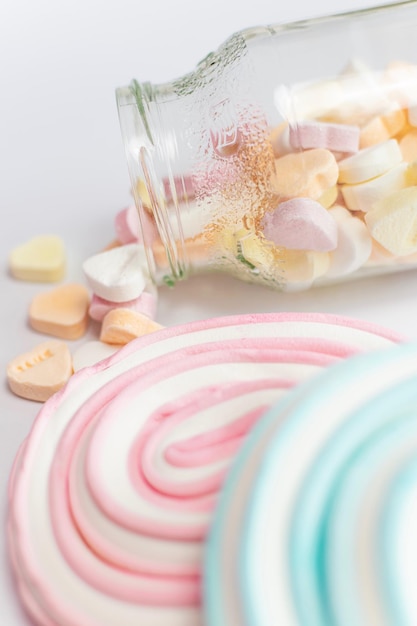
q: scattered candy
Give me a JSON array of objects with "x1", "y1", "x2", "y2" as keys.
[
  {"x1": 100, "y1": 308, "x2": 164, "y2": 344},
  {"x1": 7, "y1": 313, "x2": 401, "y2": 626},
  {"x1": 7, "y1": 340, "x2": 72, "y2": 402},
  {"x1": 9, "y1": 235, "x2": 66, "y2": 282},
  {"x1": 88, "y1": 289, "x2": 157, "y2": 322},
  {"x1": 83, "y1": 243, "x2": 148, "y2": 302},
  {"x1": 261, "y1": 198, "x2": 338, "y2": 252},
  {"x1": 29, "y1": 283, "x2": 90, "y2": 340}
]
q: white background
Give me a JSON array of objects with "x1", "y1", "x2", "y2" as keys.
[{"x1": 0, "y1": 0, "x2": 415, "y2": 623}]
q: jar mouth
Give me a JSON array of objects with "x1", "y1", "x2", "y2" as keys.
[{"x1": 116, "y1": 83, "x2": 190, "y2": 286}]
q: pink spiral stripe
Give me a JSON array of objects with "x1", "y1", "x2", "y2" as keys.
[{"x1": 8, "y1": 313, "x2": 401, "y2": 626}]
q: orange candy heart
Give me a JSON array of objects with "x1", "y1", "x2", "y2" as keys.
[
  {"x1": 7, "y1": 340, "x2": 72, "y2": 402},
  {"x1": 29, "y1": 283, "x2": 90, "y2": 340}
]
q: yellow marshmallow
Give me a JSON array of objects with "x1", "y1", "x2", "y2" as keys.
[
  {"x1": 317, "y1": 185, "x2": 339, "y2": 209},
  {"x1": 365, "y1": 186, "x2": 417, "y2": 256},
  {"x1": 276, "y1": 248, "x2": 330, "y2": 284},
  {"x1": 9, "y1": 235, "x2": 66, "y2": 282}
]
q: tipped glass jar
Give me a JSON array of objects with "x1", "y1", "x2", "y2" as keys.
[{"x1": 116, "y1": 1, "x2": 417, "y2": 292}]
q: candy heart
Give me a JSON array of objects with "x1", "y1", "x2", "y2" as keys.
[
  {"x1": 9, "y1": 235, "x2": 66, "y2": 282},
  {"x1": 100, "y1": 308, "x2": 164, "y2": 345},
  {"x1": 261, "y1": 197, "x2": 338, "y2": 252},
  {"x1": 83, "y1": 243, "x2": 148, "y2": 302},
  {"x1": 7, "y1": 340, "x2": 72, "y2": 402},
  {"x1": 29, "y1": 283, "x2": 90, "y2": 340}
]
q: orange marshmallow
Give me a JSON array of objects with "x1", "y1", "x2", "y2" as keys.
[
  {"x1": 29, "y1": 283, "x2": 90, "y2": 340},
  {"x1": 7, "y1": 340, "x2": 72, "y2": 402},
  {"x1": 152, "y1": 233, "x2": 210, "y2": 269},
  {"x1": 271, "y1": 149, "x2": 339, "y2": 200},
  {"x1": 359, "y1": 109, "x2": 407, "y2": 149},
  {"x1": 100, "y1": 309, "x2": 164, "y2": 345}
]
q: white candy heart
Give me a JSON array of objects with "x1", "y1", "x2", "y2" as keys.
[{"x1": 83, "y1": 243, "x2": 148, "y2": 302}]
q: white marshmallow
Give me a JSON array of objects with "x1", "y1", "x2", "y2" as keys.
[
  {"x1": 83, "y1": 243, "x2": 148, "y2": 302},
  {"x1": 341, "y1": 163, "x2": 408, "y2": 213},
  {"x1": 326, "y1": 206, "x2": 372, "y2": 278},
  {"x1": 338, "y1": 139, "x2": 403, "y2": 184}
]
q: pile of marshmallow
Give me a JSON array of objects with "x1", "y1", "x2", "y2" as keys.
[
  {"x1": 215, "y1": 61, "x2": 417, "y2": 288},
  {"x1": 7, "y1": 205, "x2": 159, "y2": 402}
]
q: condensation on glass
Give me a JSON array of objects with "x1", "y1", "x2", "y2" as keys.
[{"x1": 117, "y1": 1, "x2": 417, "y2": 292}]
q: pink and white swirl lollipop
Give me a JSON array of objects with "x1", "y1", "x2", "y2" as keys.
[{"x1": 8, "y1": 313, "x2": 401, "y2": 626}]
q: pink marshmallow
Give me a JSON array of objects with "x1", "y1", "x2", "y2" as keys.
[
  {"x1": 88, "y1": 289, "x2": 158, "y2": 322},
  {"x1": 261, "y1": 197, "x2": 338, "y2": 252},
  {"x1": 289, "y1": 121, "x2": 360, "y2": 154},
  {"x1": 115, "y1": 205, "x2": 159, "y2": 245},
  {"x1": 114, "y1": 205, "x2": 141, "y2": 244}
]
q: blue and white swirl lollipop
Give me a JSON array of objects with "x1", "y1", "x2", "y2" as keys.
[{"x1": 205, "y1": 341, "x2": 417, "y2": 626}]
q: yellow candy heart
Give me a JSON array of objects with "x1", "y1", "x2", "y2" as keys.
[{"x1": 9, "y1": 235, "x2": 66, "y2": 282}]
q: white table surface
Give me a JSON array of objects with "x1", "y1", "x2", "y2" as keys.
[{"x1": 1, "y1": 0, "x2": 415, "y2": 622}]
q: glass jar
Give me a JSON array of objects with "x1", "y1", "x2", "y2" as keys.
[{"x1": 116, "y1": 0, "x2": 417, "y2": 291}]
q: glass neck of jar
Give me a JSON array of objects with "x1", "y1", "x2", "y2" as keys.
[{"x1": 117, "y1": 80, "x2": 192, "y2": 286}]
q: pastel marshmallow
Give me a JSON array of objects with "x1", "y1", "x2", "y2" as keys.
[
  {"x1": 114, "y1": 206, "x2": 141, "y2": 244},
  {"x1": 152, "y1": 234, "x2": 210, "y2": 269},
  {"x1": 270, "y1": 123, "x2": 292, "y2": 157},
  {"x1": 326, "y1": 206, "x2": 372, "y2": 277},
  {"x1": 88, "y1": 288, "x2": 157, "y2": 322},
  {"x1": 408, "y1": 104, "x2": 417, "y2": 127},
  {"x1": 341, "y1": 163, "x2": 408, "y2": 213},
  {"x1": 261, "y1": 198, "x2": 338, "y2": 252},
  {"x1": 317, "y1": 185, "x2": 339, "y2": 209},
  {"x1": 359, "y1": 109, "x2": 407, "y2": 149},
  {"x1": 365, "y1": 186, "x2": 417, "y2": 255},
  {"x1": 234, "y1": 229, "x2": 275, "y2": 269},
  {"x1": 72, "y1": 341, "x2": 120, "y2": 372},
  {"x1": 338, "y1": 139, "x2": 403, "y2": 184},
  {"x1": 100, "y1": 308, "x2": 164, "y2": 345},
  {"x1": 289, "y1": 121, "x2": 360, "y2": 153},
  {"x1": 399, "y1": 130, "x2": 417, "y2": 162},
  {"x1": 271, "y1": 148, "x2": 339, "y2": 200},
  {"x1": 9, "y1": 235, "x2": 66, "y2": 282},
  {"x1": 7, "y1": 340, "x2": 72, "y2": 402},
  {"x1": 83, "y1": 243, "x2": 148, "y2": 302},
  {"x1": 278, "y1": 248, "x2": 330, "y2": 283},
  {"x1": 29, "y1": 283, "x2": 90, "y2": 340}
]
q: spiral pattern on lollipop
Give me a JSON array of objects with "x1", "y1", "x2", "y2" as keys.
[
  {"x1": 8, "y1": 313, "x2": 400, "y2": 626},
  {"x1": 205, "y1": 340, "x2": 417, "y2": 626}
]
